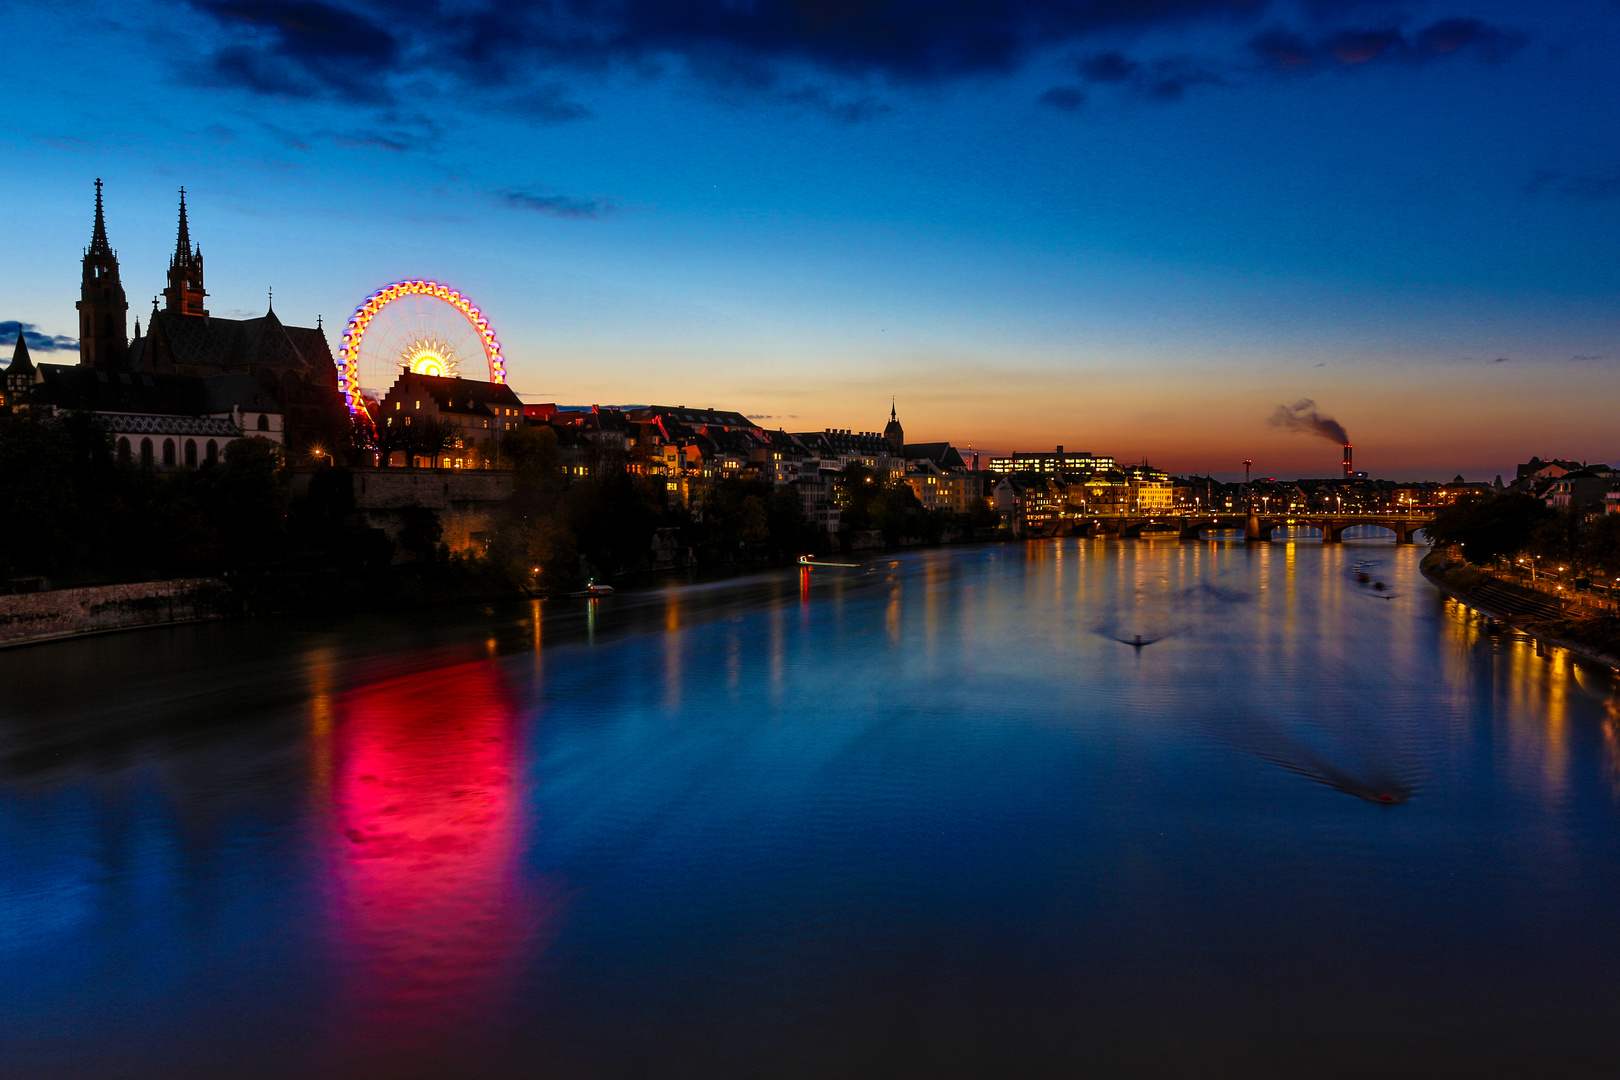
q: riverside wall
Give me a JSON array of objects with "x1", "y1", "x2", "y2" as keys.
[
  {"x1": 292, "y1": 466, "x2": 516, "y2": 561},
  {"x1": 1420, "y1": 554, "x2": 1620, "y2": 672},
  {"x1": 0, "y1": 578, "x2": 231, "y2": 648}
]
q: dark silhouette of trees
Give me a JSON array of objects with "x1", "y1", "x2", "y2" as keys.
[{"x1": 1426, "y1": 492, "x2": 1551, "y2": 565}]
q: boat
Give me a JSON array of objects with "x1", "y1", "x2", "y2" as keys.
[
  {"x1": 569, "y1": 580, "x2": 615, "y2": 598},
  {"x1": 798, "y1": 555, "x2": 859, "y2": 567}
]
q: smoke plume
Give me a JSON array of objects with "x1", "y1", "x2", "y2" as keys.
[{"x1": 1268, "y1": 399, "x2": 1348, "y2": 444}]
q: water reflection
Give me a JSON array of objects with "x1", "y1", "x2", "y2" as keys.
[
  {"x1": 4, "y1": 541, "x2": 1620, "y2": 1078},
  {"x1": 321, "y1": 659, "x2": 545, "y2": 1068}
]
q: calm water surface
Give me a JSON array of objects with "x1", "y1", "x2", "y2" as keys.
[{"x1": 4, "y1": 536, "x2": 1620, "y2": 1078}]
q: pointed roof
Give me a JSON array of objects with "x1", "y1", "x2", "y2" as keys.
[
  {"x1": 8, "y1": 328, "x2": 35, "y2": 376},
  {"x1": 174, "y1": 187, "x2": 192, "y2": 262},
  {"x1": 88, "y1": 178, "x2": 112, "y2": 257}
]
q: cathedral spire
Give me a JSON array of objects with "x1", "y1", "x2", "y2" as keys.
[
  {"x1": 77, "y1": 178, "x2": 129, "y2": 368},
  {"x1": 164, "y1": 187, "x2": 209, "y2": 317},
  {"x1": 883, "y1": 397, "x2": 904, "y2": 456},
  {"x1": 89, "y1": 178, "x2": 111, "y2": 256},
  {"x1": 174, "y1": 187, "x2": 191, "y2": 262}
]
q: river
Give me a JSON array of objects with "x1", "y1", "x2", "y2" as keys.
[{"x1": 3, "y1": 535, "x2": 1619, "y2": 1078}]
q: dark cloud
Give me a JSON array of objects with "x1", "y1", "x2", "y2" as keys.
[
  {"x1": 1074, "y1": 51, "x2": 1226, "y2": 99},
  {"x1": 505, "y1": 85, "x2": 593, "y2": 125},
  {"x1": 778, "y1": 86, "x2": 893, "y2": 123},
  {"x1": 0, "y1": 321, "x2": 77, "y2": 353},
  {"x1": 1250, "y1": 17, "x2": 1525, "y2": 73},
  {"x1": 184, "y1": 1, "x2": 1529, "y2": 121},
  {"x1": 1080, "y1": 51, "x2": 1140, "y2": 83},
  {"x1": 497, "y1": 187, "x2": 622, "y2": 219},
  {"x1": 184, "y1": 0, "x2": 1290, "y2": 101},
  {"x1": 1571, "y1": 355, "x2": 1607, "y2": 363},
  {"x1": 1142, "y1": 56, "x2": 1228, "y2": 99},
  {"x1": 194, "y1": 0, "x2": 399, "y2": 102},
  {"x1": 1525, "y1": 167, "x2": 1620, "y2": 200},
  {"x1": 330, "y1": 128, "x2": 414, "y2": 152},
  {"x1": 1037, "y1": 85, "x2": 1086, "y2": 110}
]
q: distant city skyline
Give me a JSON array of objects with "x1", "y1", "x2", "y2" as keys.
[{"x1": 4, "y1": 0, "x2": 1617, "y2": 480}]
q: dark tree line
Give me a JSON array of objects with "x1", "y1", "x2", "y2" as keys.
[
  {"x1": 1427, "y1": 491, "x2": 1620, "y2": 580},
  {"x1": 3, "y1": 411, "x2": 977, "y2": 594},
  {"x1": 0, "y1": 410, "x2": 293, "y2": 583}
]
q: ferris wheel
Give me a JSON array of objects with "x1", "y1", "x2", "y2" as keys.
[{"x1": 337, "y1": 279, "x2": 507, "y2": 413}]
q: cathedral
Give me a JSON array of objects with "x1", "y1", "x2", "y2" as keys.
[{"x1": 21, "y1": 180, "x2": 349, "y2": 460}]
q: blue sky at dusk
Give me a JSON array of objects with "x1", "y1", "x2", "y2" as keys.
[{"x1": 3, "y1": 0, "x2": 1617, "y2": 479}]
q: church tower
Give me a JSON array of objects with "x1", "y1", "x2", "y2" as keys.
[
  {"x1": 76, "y1": 178, "x2": 129, "y2": 368},
  {"x1": 884, "y1": 399, "x2": 905, "y2": 455},
  {"x1": 163, "y1": 188, "x2": 209, "y2": 317}
]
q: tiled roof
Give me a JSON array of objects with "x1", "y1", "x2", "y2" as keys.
[{"x1": 96, "y1": 413, "x2": 242, "y2": 437}]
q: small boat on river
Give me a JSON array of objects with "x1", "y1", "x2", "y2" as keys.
[
  {"x1": 569, "y1": 580, "x2": 615, "y2": 598},
  {"x1": 798, "y1": 555, "x2": 859, "y2": 567}
]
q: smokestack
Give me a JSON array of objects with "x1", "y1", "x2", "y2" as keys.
[{"x1": 1342, "y1": 443, "x2": 1353, "y2": 478}]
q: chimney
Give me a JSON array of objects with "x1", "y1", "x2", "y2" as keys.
[{"x1": 1342, "y1": 443, "x2": 1353, "y2": 478}]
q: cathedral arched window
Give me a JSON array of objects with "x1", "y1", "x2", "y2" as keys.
[
  {"x1": 257, "y1": 414, "x2": 270, "y2": 432},
  {"x1": 162, "y1": 439, "x2": 176, "y2": 466},
  {"x1": 117, "y1": 437, "x2": 131, "y2": 461},
  {"x1": 206, "y1": 440, "x2": 218, "y2": 465},
  {"x1": 140, "y1": 438, "x2": 153, "y2": 467},
  {"x1": 184, "y1": 440, "x2": 197, "y2": 467}
]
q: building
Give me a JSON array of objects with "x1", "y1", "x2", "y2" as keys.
[
  {"x1": 883, "y1": 400, "x2": 904, "y2": 455},
  {"x1": 60, "y1": 181, "x2": 348, "y2": 455},
  {"x1": 377, "y1": 371, "x2": 525, "y2": 467},
  {"x1": 28, "y1": 365, "x2": 268, "y2": 469},
  {"x1": 2, "y1": 330, "x2": 35, "y2": 406},
  {"x1": 1544, "y1": 468, "x2": 1612, "y2": 512},
  {"x1": 902, "y1": 460, "x2": 982, "y2": 515},
  {"x1": 989, "y1": 447, "x2": 1114, "y2": 475}
]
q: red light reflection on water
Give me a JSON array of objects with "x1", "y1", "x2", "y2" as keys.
[{"x1": 323, "y1": 659, "x2": 545, "y2": 1059}]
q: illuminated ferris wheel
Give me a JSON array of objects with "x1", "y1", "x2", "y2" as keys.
[{"x1": 337, "y1": 279, "x2": 507, "y2": 413}]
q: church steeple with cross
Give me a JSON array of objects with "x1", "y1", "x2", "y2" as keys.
[
  {"x1": 163, "y1": 187, "x2": 209, "y2": 317},
  {"x1": 76, "y1": 178, "x2": 130, "y2": 368}
]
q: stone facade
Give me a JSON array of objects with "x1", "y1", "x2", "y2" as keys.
[
  {"x1": 0, "y1": 578, "x2": 229, "y2": 647},
  {"x1": 293, "y1": 466, "x2": 516, "y2": 562}
]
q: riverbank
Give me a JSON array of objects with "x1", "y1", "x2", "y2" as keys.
[
  {"x1": 1421, "y1": 550, "x2": 1620, "y2": 670},
  {"x1": 0, "y1": 579, "x2": 233, "y2": 649}
]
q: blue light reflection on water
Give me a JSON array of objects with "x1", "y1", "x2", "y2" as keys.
[{"x1": 3, "y1": 537, "x2": 1620, "y2": 1078}]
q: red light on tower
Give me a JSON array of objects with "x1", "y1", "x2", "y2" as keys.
[{"x1": 1342, "y1": 443, "x2": 1354, "y2": 477}]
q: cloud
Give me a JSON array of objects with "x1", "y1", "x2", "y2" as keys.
[
  {"x1": 1073, "y1": 50, "x2": 1226, "y2": 99},
  {"x1": 1571, "y1": 355, "x2": 1607, "y2": 363},
  {"x1": 505, "y1": 85, "x2": 593, "y2": 125},
  {"x1": 0, "y1": 321, "x2": 77, "y2": 353},
  {"x1": 194, "y1": 0, "x2": 398, "y2": 102},
  {"x1": 1037, "y1": 85, "x2": 1086, "y2": 110},
  {"x1": 778, "y1": 86, "x2": 893, "y2": 123},
  {"x1": 497, "y1": 186, "x2": 622, "y2": 219},
  {"x1": 1250, "y1": 17, "x2": 1525, "y2": 73},
  {"x1": 1080, "y1": 51, "x2": 1140, "y2": 83},
  {"x1": 183, "y1": 1, "x2": 1530, "y2": 124}
]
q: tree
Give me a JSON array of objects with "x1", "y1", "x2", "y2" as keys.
[{"x1": 1426, "y1": 492, "x2": 1550, "y2": 565}]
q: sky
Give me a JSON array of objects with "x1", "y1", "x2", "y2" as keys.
[{"x1": 2, "y1": 0, "x2": 1618, "y2": 480}]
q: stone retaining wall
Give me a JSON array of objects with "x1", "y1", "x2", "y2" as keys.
[{"x1": 0, "y1": 578, "x2": 230, "y2": 648}]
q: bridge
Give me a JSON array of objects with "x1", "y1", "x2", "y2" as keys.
[{"x1": 1041, "y1": 511, "x2": 1436, "y2": 544}]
